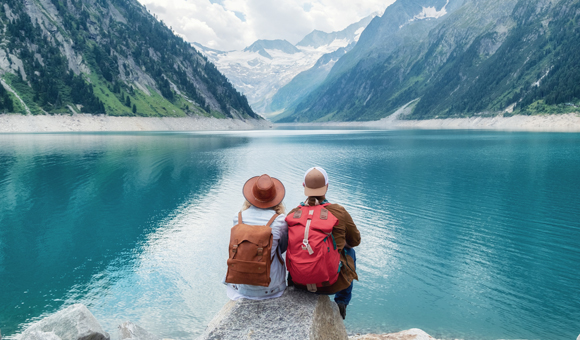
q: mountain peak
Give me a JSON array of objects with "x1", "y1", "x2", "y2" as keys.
[
  {"x1": 296, "y1": 13, "x2": 378, "y2": 49},
  {"x1": 243, "y1": 40, "x2": 301, "y2": 55},
  {"x1": 192, "y1": 42, "x2": 228, "y2": 55}
]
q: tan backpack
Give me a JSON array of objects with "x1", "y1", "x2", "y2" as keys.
[{"x1": 225, "y1": 212, "x2": 283, "y2": 287}]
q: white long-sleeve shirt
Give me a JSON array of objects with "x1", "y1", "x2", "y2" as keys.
[{"x1": 223, "y1": 205, "x2": 288, "y2": 300}]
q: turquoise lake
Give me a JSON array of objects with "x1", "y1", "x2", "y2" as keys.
[{"x1": 0, "y1": 129, "x2": 579, "y2": 339}]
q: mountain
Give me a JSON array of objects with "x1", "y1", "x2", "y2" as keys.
[
  {"x1": 194, "y1": 13, "x2": 377, "y2": 116},
  {"x1": 296, "y1": 14, "x2": 375, "y2": 49},
  {"x1": 278, "y1": 0, "x2": 580, "y2": 122},
  {"x1": 244, "y1": 39, "x2": 301, "y2": 58},
  {"x1": 0, "y1": 0, "x2": 259, "y2": 119},
  {"x1": 268, "y1": 44, "x2": 354, "y2": 116}
]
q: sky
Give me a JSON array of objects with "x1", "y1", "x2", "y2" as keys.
[{"x1": 136, "y1": 0, "x2": 396, "y2": 51}]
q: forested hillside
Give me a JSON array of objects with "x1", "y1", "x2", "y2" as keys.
[
  {"x1": 0, "y1": 0, "x2": 259, "y2": 119},
  {"x1": 277, "y1": 0, "x2": 580, "y2": 122},
  {"x1": 413, "y1": 0, "x2": 580, "y2": 119}
]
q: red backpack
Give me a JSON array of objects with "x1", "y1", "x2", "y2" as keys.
[{"x1": 285, "y1": 203, "x2": 341, "y2": 292}]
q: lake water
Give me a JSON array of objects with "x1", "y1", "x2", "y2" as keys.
[{"x1": 0, "y1": 129, "x2": 579, "y2": 340}]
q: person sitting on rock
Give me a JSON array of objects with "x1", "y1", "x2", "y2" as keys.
[
  {"x1": 223, "y1": 174, "x2": 288, "y2": 300},
  {"x1": 285, "y1": 166, "x2": 361, "y2": 319}
]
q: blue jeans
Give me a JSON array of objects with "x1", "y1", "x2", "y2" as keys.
[{"x1": 334, "y1": 247, "x2": 356, "y2": 306}]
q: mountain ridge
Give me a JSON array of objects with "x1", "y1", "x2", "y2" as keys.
[
  {"x1": 278, "y1": 0, "x2": 580, "y2": 122},
  {"x1": 296, "y1": 13, "x2": 376, "y2": 48},
  {"x1": 0, "y1": 0, "x2": 259, "y2": 120},
  {"x1": 195, "y1": 13, "x2": 378, "y2": 116},
  {"x1": 244, "y1": 39, "x2": 301, "y2": 56}
]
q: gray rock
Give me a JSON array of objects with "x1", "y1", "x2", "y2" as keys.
[
  {"x1": 19, "y1": 304, "x2": 110, "y2": 340},
  {"x1": 198, "y1": 287, "x2": 348, "y2": 340},
  {"x1": 349, "y1": 329, "x2": 435, "y2": 340},
  {"x1": 118, "y1": 322, "x2": 160, "y2": 340},
  {"x1": 19, "y1": 331, "x2": 61, "y2": 340}
]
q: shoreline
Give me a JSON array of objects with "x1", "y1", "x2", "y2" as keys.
[
  {"x1": 0, "y1": 114, "x2": 271, "y2": 133},
  {"x1": 276, "y1": 112, "x2": 580, "y2": 132},
  {"x1": 1, "y1": 112, "x2": 580, "y2": 133}
]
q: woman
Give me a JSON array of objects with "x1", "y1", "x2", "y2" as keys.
[{"x1": 223, "y1": 174, "x2": 288, "y2": 300}]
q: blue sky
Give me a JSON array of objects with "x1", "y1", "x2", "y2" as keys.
[{"x1": 137, "y1": 0, "x2": 395, "y2": 51}]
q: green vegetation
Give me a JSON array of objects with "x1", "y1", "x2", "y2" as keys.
[
  {"x1": 513, "y1": 100, "x2": 579, "y2": 116},
  {"x1": 3, "y1": 74, "x2": 44, "y2": 115},
  {"x1": 3, "y1": 0, "x2": 105, "y2": 114},
  {"x1": 0, "y1": 0, "x2": 259, "y2": 119},
  {"x1": 413, "y1": 1, "x2": 580, "y2": 119},
  {"x1": 0, "y1": 80, "x2": 15, "y2": 113}
]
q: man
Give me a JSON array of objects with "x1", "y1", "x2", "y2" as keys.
[{"x1": 286, "y1": 166, "x2": 361, "y2": 319}]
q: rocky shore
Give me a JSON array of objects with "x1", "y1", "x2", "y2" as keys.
[
  {"x1": 383, "y1": 113, "x2": 580, "y2": 132},
  {"x1": 0, "y1": 114, "x2": 271, "y2": 133},
  {"x1": 7, "y1": 300, "x2": 437, "y2": 340},
  {"x1": 3, "y1": 112, "x2": 579, "y2": 133},
  {"x1": 278, "y1": 113, "x2": 580, "y2": 132}
]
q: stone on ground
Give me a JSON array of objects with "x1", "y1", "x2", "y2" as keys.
[
  {"x1": 19, "y1": 304, "x2": 110, "y2": 340},
  {"x1": 19, "y1": 331, "x2": 61, "y2": 340},
  {"x1": 198, "y1": 287, "x2": 348, "y2": 340},
  {"x1": 349, "y1": 328, "x2": 435, "y2": 340},
  {"x1": 118, "y1": 322, "x2": 161, "y2": 340}
]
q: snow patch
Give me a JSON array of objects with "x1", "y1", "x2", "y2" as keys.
[
  {"x1": 414, "y1": 2, "x2": 448, "y2": 20},
  {"x1": 199, "y1": 43, "x2": 350, "y2": 113},
  {"x1": 354, "y1": 27, "x2": 366, "y2": 42},
  {"x1": 401, "y1": 0, "x2": 449, "y2": 28},
  {"x1": 195, "y1": 14, "x2": 377, "y2": 114}
]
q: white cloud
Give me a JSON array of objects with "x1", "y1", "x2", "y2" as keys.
[{"x1": 137, "y1": 0, "x2": 394, "y2": 51}]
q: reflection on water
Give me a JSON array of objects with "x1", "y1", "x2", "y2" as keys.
[
  {"x1": 0, "y1": 133, "x2": 250, "y2": 335},
  {"x1": 1, "y1": 130, "x2": 579, "y2": 340}
]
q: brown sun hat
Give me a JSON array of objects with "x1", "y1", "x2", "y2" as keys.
[{"x1": 243, "y1": 174, "x2": 285, "y2": 209}]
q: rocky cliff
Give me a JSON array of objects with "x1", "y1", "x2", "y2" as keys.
[{"x1": 0, "y1": 0, "x2": 259, "y2": 119}]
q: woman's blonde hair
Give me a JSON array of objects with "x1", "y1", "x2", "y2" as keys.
[{"x1": 242, "y1": 200, "x2": 286, "y2": 215}]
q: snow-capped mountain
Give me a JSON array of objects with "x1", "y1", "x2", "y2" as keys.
[{"x1": 193, "y1": 13, "x2": 377, "y2": 116}]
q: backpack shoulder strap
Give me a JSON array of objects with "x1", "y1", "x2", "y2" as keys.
[
  {"x1": 271, "y1": 245, "x2": 284, "y2": 265},
  {"x1": 265, "y1": 213, "x2": 279, "y2": 227},
  {"x1": 238, "y1": 211, "x2": 243, "y2": 224}
]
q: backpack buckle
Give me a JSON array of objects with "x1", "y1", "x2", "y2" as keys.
[
  {"x1": 302, "y1": 240, "x2": 314, "y2": 255},
  {"x1": 232, "y1": 245, "x2": 238, "y2": 253},
  {"x1": 257, "y1": 247, "x2": 263, "y2": 256}
]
